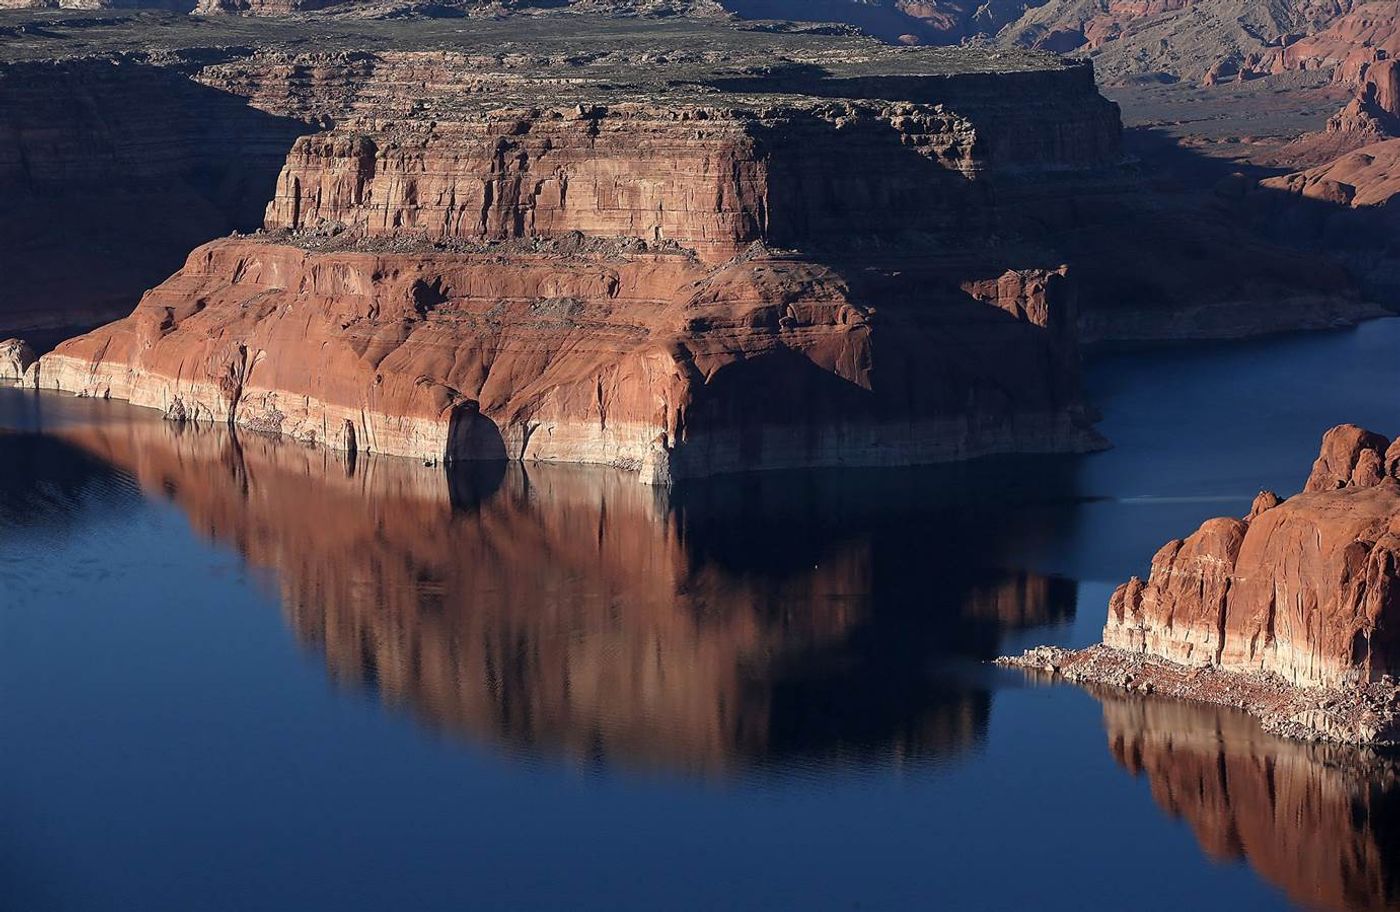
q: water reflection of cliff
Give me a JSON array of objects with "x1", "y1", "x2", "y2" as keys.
[
  {"x1": 53, "y1": 416, "x2": 1079, "y2": 776},
  {"x1": 1101, "y1": 696, "x2": 1400, "y2": 912}
]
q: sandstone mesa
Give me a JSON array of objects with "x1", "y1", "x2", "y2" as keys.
[
  {"x1": 6, "y1": 29, "x2": 1123, "y2": 481},
  {"x1": 1, "y1": 6, "x2": 1396, "y2": 481}
]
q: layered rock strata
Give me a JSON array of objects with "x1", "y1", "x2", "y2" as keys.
[
  {"x1": 1002, "y1": 424, "x2": 1400, "y2": 744},
  {"x1": 30, "y1": 232, "x2": 1098, "y2": 480},
  {"x1": 22, "y1": 44, "x2": 1120, "y2": 480},
  {"x1": 3, "y1": 14, "x2": 1385, "y2": 344}
]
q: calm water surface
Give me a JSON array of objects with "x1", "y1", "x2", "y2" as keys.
[{"x1": 3, "y1": 321, "x2": 1400, "y2": 911}]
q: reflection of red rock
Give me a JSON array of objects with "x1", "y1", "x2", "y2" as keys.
[
  {"x1": 1102, "y1": 696, "x2": 1400, "y2": 912},
  {"x1": 1105, "y1": 425, "x2": 1400, "y2": 688},
  {"x1": 53, "y1": 416, "x2": 1072, "y2": 774}
]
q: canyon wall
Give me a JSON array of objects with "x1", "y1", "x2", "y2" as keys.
[
  {"x1": 26, "y1": 44, "x2": 1121, "y2": 480},
  {"x1": 32, "y1": 230, "x2": 1096, "y2": 479},
  {"x1": 259, "y1": 101, "x2": 1106, "y2": 263},
  {"x1": 8, "y1": 16, "x2": 1383, "y2": 480},
  {"x1": 1104, "y1": 425, "x2": 1400, "y2": 687}
]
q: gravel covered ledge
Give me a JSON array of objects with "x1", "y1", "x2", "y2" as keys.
[{"x1": 998, "y1": 644, "x2": 1400, "y2": 746}]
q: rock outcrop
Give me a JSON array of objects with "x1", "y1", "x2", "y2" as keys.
[
  {"x1": 24, "y1": 38, "x2": 1123, "y2": 480},
  {"x1": 33, "y1": 230, "x2": 1098, "y2": 480},
  {"x1": 1105, "y1": 424, "x2": 1400, "y2": 688},
  {"x1": 1263, "y1": 137, "x2": 1400, "y2": 206},
  {"x1": 0, "y1": 338, "x2": 35, "y2": 382},
  {"x1": 1003, "y1": 424, "x2": 1400, "y2": 744},
  {"x1": 4, "y1": 10, "x2": 1389, "y2": 482},
  {"x1": 1265, "y1": 3, "x2": 1400, "y2": 164}
]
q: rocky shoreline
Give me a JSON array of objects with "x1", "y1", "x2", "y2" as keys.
[
  {"x1": 1000, "y1": 425, "x2": 1400, "y2": 747},
  {"x1": 998, "y1": 644, "x2": 1400, "y2": 745}
]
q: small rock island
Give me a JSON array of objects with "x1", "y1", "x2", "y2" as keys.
[{"x1": 1002, "y1": 424, "x2": 1400, "y2": 745}]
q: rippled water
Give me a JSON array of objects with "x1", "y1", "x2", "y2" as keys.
[{"x1": 3, "y1": 321, "x2": 1400, "y2": 911}]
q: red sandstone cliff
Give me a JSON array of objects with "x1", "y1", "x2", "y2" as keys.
[
  {"x1": 26, "y1": 50, "x2": 1119, "y2": 480},
  {"x1": 32, "y1": 231, "x2": 1097, "y2": 480},
  {"x1": 1105, "y1": 424, "x2": 1400, "y2": 688}
]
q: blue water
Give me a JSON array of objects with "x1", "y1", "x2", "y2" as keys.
[{"x1": 3, "y1": 320, "x2": 1400, "y2": 911}]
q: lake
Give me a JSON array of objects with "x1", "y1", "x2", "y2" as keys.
[{"x1": 3, "y1": 320, "x2": 1399, "y2": 911}]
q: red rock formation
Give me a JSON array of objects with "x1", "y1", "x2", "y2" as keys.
[
  {"x1": 1000, "y1": 0, "x2": 1360, "y2": 84},
  {"x1": 1103, "y1": 696, "x2": 1400, "y2": 912},
  {"x1": 27, "y1": 46, "x2": 1122, "y2": 480},
  {"x1": 1267, "y1": 4, "x2": 1400, "y2": 161},
  {"x1": 0, "y1": 339, "x2": 35, "y2": 382},
  {"x1": 1105, "y1": 424, "x2": 1400, "y2": 687},
  {"x1": 1264, "y1": 137, "x2": 1400, "y2": 206},
  {"x1": 256, "y1": 78, "x2": 1122, "y2": 263},
  {"x1": 1275, "y1": 1, "x2": 1400, "y2": 88},
  {"x1": 33, "y1": 232, "x2": 1098, "y2": 480}
]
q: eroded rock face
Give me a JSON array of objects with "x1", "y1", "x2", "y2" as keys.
[
  {"x1": 36, "y1": 232, "x2": 1099, "y2": 480},
  {"x1": 1105, "y1": 424, "x2": 1400, "y2": 687},
  {"x1": 254, "y1": 67, "x2": 1121, "y2": 264},
  {"x1": 30, "y1": 43, "x2": 1120, "y2": 480},
  {"x1": 0, "y1": 339, "x2": 35, "y2": 382},
  {"x1": 1264, "y1": 138, "x2": 1400, "y2": 207}
]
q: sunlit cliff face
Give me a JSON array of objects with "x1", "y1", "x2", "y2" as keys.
[
  {"x1": 1102, "y1": 695, "x2": 1400, "y2": 912},
  {"x1": 49, "y1": 416, "x2": 1078, "y2": 777}
]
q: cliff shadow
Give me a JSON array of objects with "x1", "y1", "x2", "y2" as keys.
[
  {"x1": 715, "y1": 1, "x2": 950, "y2": 43},
  {"x1": 445, "y1": 400, "x2": 509, "y2": 464},
  {"x1": 669, "y1": 110, "x2": 1092, "y2": 453},
  {"x1": 1070, "y1": 125, "x2": 1400, "y2": 339},
  {"x1": 0, "y1": 57, "x2": 316, "y2": 339}
]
